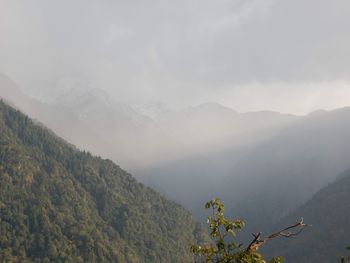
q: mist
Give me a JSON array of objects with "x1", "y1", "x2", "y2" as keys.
[
  {"x1": 1, "y1": 0, "x2": 350, "y2": 210},
  {"x1": 1, "y1": 0, "x2": 350, "y2": 113},
  {"x1": 2, "y1": 1, "x2": 350, "y2": 262}
]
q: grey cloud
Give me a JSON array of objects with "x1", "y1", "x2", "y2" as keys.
[{"x1": 0, "y1": 0, "x2": 350, "y2": 111}]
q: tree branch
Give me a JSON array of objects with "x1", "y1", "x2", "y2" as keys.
[{"x1": 246, "y1": 218, "x2": 310, "y2": 253}]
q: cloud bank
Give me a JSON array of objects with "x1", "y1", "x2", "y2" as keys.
[{"x1": 1, "y1": 0, "x2": 350, "y2": 113}]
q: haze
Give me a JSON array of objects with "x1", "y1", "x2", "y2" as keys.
[
  {"x1": 2, "y1": 2, "x2": 350, "y2": 262},
  {"x1": 1, "y1": 0, "x2": 350, "y2": 114}
]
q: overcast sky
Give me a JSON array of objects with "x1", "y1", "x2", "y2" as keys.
[{"x1": 1, "y1": 0, "x2": 350, "y2": 114}]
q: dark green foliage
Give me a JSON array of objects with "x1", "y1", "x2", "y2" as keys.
[
  {"x1": 191, "y1": 198, "x2": 284, "y2": 263},
  {"x1": 340, "y1": 247, "x2": 350, "y2": 263},
  {"x1": 0, "y1": 100, "x2": 208, "y2": 262}
]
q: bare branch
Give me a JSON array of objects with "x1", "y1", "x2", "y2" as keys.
[{"x1": 246, "y1": 218, "x2": 310, "y2": 253}]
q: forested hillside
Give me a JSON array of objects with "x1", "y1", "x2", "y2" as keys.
[
  {"x1": 0, "y1": 100, "x2": 208, "y2": 263},
  {"x1": 265, "y1": 168, "x2": 350, "y2": 263},
  {"x1": 222, "y1": 108, "x2": 350, "y2": 232}
]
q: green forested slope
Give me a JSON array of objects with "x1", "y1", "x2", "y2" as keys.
[
  {"x1": 0, "y1": 100, "x2": 208, "y2": 263},
  {"x1": 265, "y1": 168, "x2": 350, "y2": 263}
]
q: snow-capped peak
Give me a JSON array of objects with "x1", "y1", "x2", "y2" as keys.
[{"x1": 135, "y1": 101, "x2": 173, "y2": 121}]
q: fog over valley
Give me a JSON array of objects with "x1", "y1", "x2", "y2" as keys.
[{"x1": 1, "y1": 1, "x2": 350, "y2": 262}]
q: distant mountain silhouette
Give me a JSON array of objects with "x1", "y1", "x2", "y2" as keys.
[
  {"x1": 265, "y1": 168, "x2": 350, "y2": 263},
  {"x1": 223, "y1": 107, "x2": 350, "y2": 233}
]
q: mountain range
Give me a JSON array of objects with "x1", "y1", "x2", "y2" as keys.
[
  {"x1": 2, "y1": 73, "x2": 350, "y2": 262},
  {"x1": 222, "y1": 107, "x2": 350, "y2": 232},
  {"x1": 0, "y1": 74, "x2": 300, "y2": 216},
  {"x1": 0, "y1": 99, "x2": 208, "y2": 262}
]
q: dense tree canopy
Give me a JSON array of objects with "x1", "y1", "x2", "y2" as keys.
[{"x1": 0, "y1": 100, "x2": 209, "y2": 262}]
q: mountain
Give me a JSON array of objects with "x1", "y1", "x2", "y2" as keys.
[
  {"x1": 50, "y1": 85, "x2": 161, "y2": 168},
  {"x1": 54, "y1": 86, "x2": 151, "y2": 129},
  {"x1": 222, "y1": 107, "x2": 350, "y2": 233},
  {"x1": 135, "y1": 102, "x2": 173, "y2": 122},
  {"x1": 23, "y1": 79, "x2": 298, "y2": 171},
  {"x1": 264, "y1": 168, "x2": 350, "y2": 263},
  {"x1": 148, "y1": 102, "x2": 298, "y2": 155},
  {"x1": 0, "y1": 100, "x2": 208, "y2": 262},
  {"x1": 141, "y1": 107, "x2": 298, "y2": 220},
  {"x1": 0, "y1": 74, "x2": 160, "y2": 169},
  {"x1": 1, "y1": 73, "x2": 299, "y2": 220},
  {"x1": 0, "y1": 74, "x2": 116, "y2": 163}
]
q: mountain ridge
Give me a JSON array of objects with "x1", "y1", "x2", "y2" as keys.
[
  {"x1": 264, "y1": 167, "x2": 350, "y2": 263},
  {"x1": 222, "y1": 106, "x2": 350, "y2": 236},
  {"x1": 0, "y1": 99, "x2": 208, "y2": 262}
]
